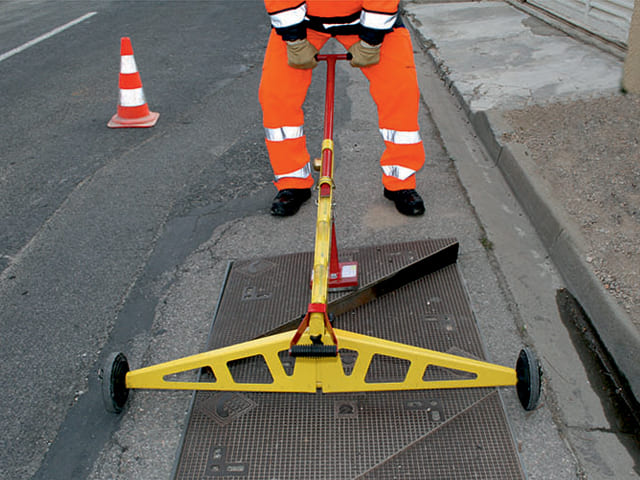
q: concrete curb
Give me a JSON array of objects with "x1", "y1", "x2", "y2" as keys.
[
  {"x1": 406, "y1": 15, "x2": 640, "y2": 402},
  {"x1": 483, "y1": 110, "x2": 640, "y2": 403}
]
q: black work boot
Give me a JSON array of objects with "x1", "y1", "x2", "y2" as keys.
[
  {"x1": 270, "y1": 188, "x2": 312, "y2": 216},
  {"x1": 384, "y1": 188, "x2": 425, "y2": 216}
]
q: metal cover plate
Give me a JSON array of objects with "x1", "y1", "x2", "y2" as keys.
[{"x1": 173, "y1": 240, "x2": 524, "y2": 479}]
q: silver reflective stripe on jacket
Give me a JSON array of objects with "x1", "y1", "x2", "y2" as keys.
[
  {"x1": 270, "y1": 3, "x2": 307, "y2": 28},
  {"x1": 361, "y1": 10, "x2": 398, "y2": 30},
  {"x1": 275, "y1": 162, "x2": 312, "y2": 181},
  {"x1": 265, "y1": 125, "x2": 304, "y2": 142},
  {"x1": 379, "y1": 128, "x2": 422, "y2": 145},
  {"x1": 381, "y1": 165, "x2": 416, "y2": 181}
]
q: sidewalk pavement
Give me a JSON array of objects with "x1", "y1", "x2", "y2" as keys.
[{"x1": 403, "y1": 0, "x2": 640, "y2": 403}]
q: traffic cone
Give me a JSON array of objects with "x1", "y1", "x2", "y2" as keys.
[{"x1": 108, "y1": 37, "x2": 159, "y2": 128}]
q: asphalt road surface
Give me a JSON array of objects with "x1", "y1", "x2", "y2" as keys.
[{"x1": 1, "y1": 1, "x2": 276, "y2": 478}]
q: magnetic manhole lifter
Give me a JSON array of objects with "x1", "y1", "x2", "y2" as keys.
[{"x1": 102, "y1": 54, "x2": 541, "y2": 414}]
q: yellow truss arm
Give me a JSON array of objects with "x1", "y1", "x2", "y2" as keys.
[{"x1": 125, "y1": 329, "x2": 516, "y2": 393}]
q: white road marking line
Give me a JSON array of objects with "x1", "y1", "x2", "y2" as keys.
[{"x1": 0, "y1": 11, "x2": 97, "y2": 63}]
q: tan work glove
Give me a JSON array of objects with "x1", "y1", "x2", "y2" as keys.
[
  {"x1": 348, "y1": 40, "x2": 381, "y2": 68},
  {"x1": 286, "y1": 39, "x2": 318, "y2": 69}
]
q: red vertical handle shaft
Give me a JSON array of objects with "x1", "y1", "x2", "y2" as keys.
[
  {"x1": 322, "y1": 55, "x2": 337, "y2": 164},
  {"x1": 321, "y1": 55, "x2": 336, "y2": 196},
  {"x1": 317, "y1": 54, "x2": 348, "y2": 196},
  {"x1": 317, "y1": 54, "x2": 348, "y2": 151}
]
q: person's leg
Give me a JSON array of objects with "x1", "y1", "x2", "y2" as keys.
[
  {"x1": 259, "y1": 29, "x2": 315, "y2": 191},
  {"x1": 259, "y1": 29, "x2": 330, "y2": 215},
  {"x1": 339, "y1": 29, "x2": 425, "y2": 215}
]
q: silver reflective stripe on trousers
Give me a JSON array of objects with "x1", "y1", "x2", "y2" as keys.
[
  {"x1": 119, "y1": 88, "x2": 146, "y2": 107},
  {"x1": 381, "y1": 165, "x2": 416, "y2": 181},
  {"x1": 379, "y1": 128, "x2": 422, "y2": 145},
  {"x1": 275, "y1": 162, "x2": 312, "y2": 181},
  {"x1": 270, "y1": 3, "x2": 307, "y2": 28},
  {"x1": 360, "y1": 10, "x2": 398, "y2": 30},
  {"x1": 265, "y1": 125, "x2": 304, "y2": 142}
]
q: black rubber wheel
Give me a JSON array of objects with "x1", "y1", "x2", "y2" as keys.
[
  {"x1": 102, "y1": 352, "x2": 130, "y2": 414},
  {"x1": 515, "y1": 347, "x2": 542, "y2": 411}
]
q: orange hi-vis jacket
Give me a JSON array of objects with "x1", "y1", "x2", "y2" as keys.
[{"x1": 260, "y1": 0, "x2": 425, "y2": 192}]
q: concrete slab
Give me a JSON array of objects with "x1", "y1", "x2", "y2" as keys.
[{"x1": 406, "y1": 1, "x2": 624, "y2": 111}]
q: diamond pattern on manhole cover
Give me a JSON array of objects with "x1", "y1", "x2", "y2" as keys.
[
  {"x1": 195, "y1": 392, "x2": 257, "y2": 426},
  {"x1": 174, "y1": 240, "x2": 524, "y2": 480}
]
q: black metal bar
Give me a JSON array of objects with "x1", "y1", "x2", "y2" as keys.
[
  {"x1": 254, "y1": 240, "x2": 459, "y2": 339},
  {"x1": 329, "y1": 241, "x2": 459, "y2": 316}
]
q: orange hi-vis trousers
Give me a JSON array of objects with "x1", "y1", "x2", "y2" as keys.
[{"x1": 259, "y1": 27, "x2": 425, "y2": 191}]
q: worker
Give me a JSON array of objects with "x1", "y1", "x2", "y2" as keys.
[{"x1": 261, "y1": 0, "x2": 426, "y2": 217}]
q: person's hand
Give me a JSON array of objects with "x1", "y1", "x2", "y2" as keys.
[
  {"x1": 348, "y1": 41, "x2": 381, "y2": 68},
  {"x1": 286, "y1": 39, "x2": 318, "y2": 69}
]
